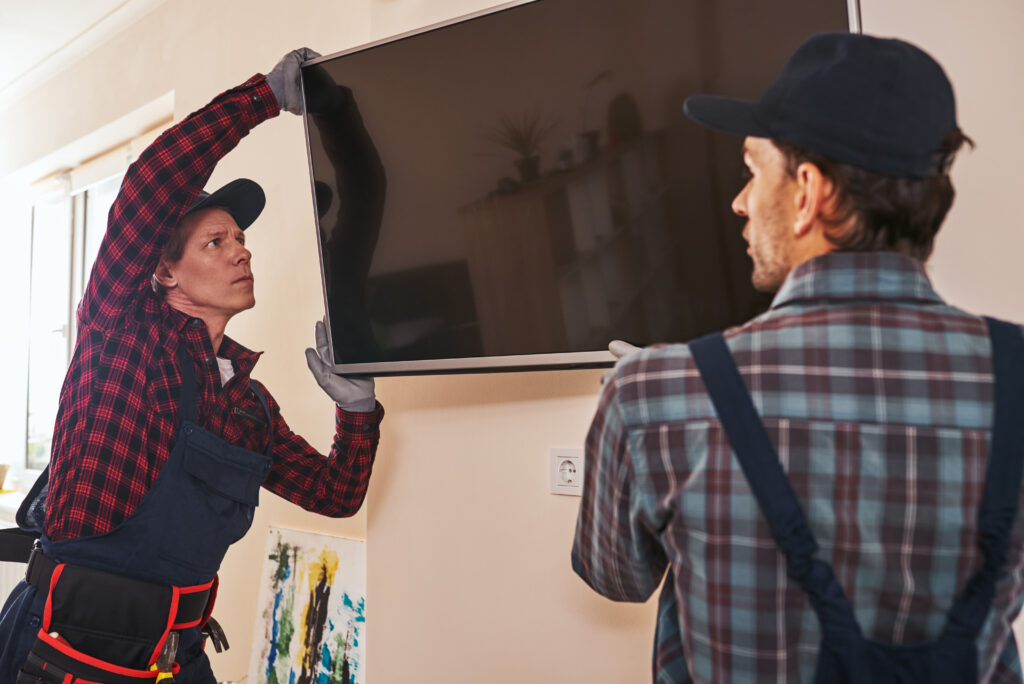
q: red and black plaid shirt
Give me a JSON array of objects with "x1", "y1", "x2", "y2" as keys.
[{"x1": 44, "y1": 74, "x2": 384, "y2": 541}]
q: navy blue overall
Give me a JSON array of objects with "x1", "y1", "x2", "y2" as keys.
[
  {"x1": 0, "y1": 346, "x2": 274, "y2": 682},
  {"x1": 685, "y1": 317, "x2": 1024, "y2": 683}
]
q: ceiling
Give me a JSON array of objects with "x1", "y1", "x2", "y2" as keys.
[{"x1": 0, "y1": 0, "x2": 165, "y2": 109}]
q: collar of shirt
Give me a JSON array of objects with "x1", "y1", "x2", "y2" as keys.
[
  {"x1": 157, "y1": 300, "x2": 263, "y2": 378},
  {"x1": 769, "y1": 251, "x2": 945, "y2": 311}
]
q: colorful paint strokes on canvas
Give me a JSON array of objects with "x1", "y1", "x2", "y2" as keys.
[{"x1": 248, "y1": 527, "x2": 366, "y2": 684}]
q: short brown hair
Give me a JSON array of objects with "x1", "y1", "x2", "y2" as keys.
[
  {"x1": 773, "y1": 129, "x2": 974, "y2": 260},
  {"x1": 151, "y1": 212, "x2": 200, "y2": 295},
  {"x1": 161, "y1": 222, "x2": 191, "y2": 262}
]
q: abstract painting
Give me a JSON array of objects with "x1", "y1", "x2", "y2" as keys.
[{"x1": 248, "y1": 527, "x2": 366, "y2": 684}]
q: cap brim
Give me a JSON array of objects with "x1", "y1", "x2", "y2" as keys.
[
  {"x1": 683, "y1": 95, "x2": 772, "y2": 139},
  {"x1": 187, "y1": 178, "x2": 266, "y2": 230}
]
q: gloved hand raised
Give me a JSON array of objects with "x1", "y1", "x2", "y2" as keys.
[
  {"x1": 305, "y1": 320, "x2": 376, "y2": 412},
  {"x1": 267, "y1": 47, "x2": 322, "y2": 115}
]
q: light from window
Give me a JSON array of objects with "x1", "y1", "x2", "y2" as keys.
[{"x1": 25, "y1": 194, "x2": 72, "y2": 470}]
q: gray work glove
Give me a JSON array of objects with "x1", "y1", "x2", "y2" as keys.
[
  {"x1": 602, "y1": 340, "x2": 642, "y2": 385},
  {"x1": 267, "y1": 47, "x2": 322, "y2": 115},
  {"x1": 305, "y1": 320, "x2": 376, "y2": 412}
]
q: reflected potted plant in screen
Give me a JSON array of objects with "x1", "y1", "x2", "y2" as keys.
[{"x1": 486, "y1": 110, "x2": 556, "y2": 183}]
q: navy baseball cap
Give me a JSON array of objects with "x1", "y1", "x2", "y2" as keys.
[
  {"x1": 683, "y1": 32, "x2": 958, "y2": 178},
  {"x1": 184, "y1": 178, "x2": 265, "y2": 229}
]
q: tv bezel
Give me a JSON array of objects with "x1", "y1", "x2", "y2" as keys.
[{"x1": 300, "y1": 0, "x2": 862, "y2": 377}]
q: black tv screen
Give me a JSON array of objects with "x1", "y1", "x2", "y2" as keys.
[{"x1": 302, "y1": 0, "x2": 857, "y2": 375}]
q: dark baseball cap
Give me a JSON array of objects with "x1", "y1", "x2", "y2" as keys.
[
  {"x1": 683, "y1": 32, "x2": 957, "y2": 178},
  {"x1": 184, "y1": 178, "x2": 266, "y2": 229}
]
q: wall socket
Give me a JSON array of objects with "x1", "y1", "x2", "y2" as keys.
[{"x1": 549, "y1": 448, "x2": 584, "y2": 496}]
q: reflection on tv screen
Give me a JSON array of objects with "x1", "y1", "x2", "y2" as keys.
[{"x1": 302, "y1": 0, "x2": 850, "y2": 371}]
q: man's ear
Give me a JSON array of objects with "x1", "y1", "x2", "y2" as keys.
[
  {"x1": 792, "y1": 161, "x2": 829, "y2": 238},
  {"x1": 153, "y1": 259, "x2": 177, "y2": 290}
]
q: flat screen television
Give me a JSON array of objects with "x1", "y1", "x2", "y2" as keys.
[{"x1": 301, "y1": 0, "x2": 859, "y2": 375}]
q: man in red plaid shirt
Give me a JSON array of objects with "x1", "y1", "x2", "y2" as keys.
[{"x1": 0, "y1": 48, "x2": 383, "y2": 683}]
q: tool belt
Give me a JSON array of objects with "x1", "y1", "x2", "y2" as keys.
[{"x1": 17, "y1": 545, "x2": 228, "y2": 683}]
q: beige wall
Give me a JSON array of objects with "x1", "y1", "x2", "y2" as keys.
[{"x1": 1, "y1": 0, "x2": 1022, "y2": 682}]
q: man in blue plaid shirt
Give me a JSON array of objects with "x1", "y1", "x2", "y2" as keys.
[{"x1": 572, "y1": 32, "x2": 1024, "y2": 683}]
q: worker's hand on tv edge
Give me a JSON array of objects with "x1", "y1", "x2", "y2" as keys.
[
  {"x1": 267, "y1": 47, "x2": 322, "y2": 115},
  {"x1": 305, "y1": 320, "x2": 376, "y2": 412},
  {"x1": 602, "y1": 340, "x2": 642, "y2": 384},
  {"x1": 609, "y1": 340, "x2": 641, "y2": 359}
]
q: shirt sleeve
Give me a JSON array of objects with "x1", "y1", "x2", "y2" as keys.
[
  {"x1": 571, "y1": 371, "x2": 667, "y2": 602},
  {"x1": 262, "y1": 395, "x2": 384, "y2": 517},
  {"x1": 78, "y1": 74, "x2": 280, "y2": 329}
]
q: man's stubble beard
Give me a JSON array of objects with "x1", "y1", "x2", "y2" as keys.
[{"x1": 748, "y1": 213, "x2": 793, "y2": 293}]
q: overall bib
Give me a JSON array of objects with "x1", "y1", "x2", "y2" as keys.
[
  {"x1": 679, "y1": 317, "x2": 1024, "y2": 683},
  {"x1": 0, "y1": 346, "x2": 274, "y2": 683}
]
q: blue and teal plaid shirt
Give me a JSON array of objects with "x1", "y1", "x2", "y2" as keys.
[{"x1": 573, "y1": 252, "x2": 1024, "y2": 683}]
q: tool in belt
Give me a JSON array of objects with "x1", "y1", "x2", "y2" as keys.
[{"x1": 15, "y1": 542, "x2": 228, "y2": 683}]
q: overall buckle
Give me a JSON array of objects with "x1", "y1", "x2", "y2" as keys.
[{"x1": 24, "y1": 540, "x2": 42, "y2": 584}]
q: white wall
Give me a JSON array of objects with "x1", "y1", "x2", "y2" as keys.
[{"x1": 0, "y1": 0, "x2": 1021, "y2": 682}]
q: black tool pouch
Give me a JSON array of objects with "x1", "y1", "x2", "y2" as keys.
[
  {"x1": 18, "y1": 559, "x2": 182, "y2": 683},
  {"x1": 16, "y1": 639, "x2": 170, "y2": 684}
]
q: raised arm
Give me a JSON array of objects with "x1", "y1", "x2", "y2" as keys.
[
  {"x1": 261, "y1": 385, "x2": 384, "y2": 517},
  {"x1": 78, "y1": 74, "x2": 280, "y2": 329},
  {"x1": 571, "y1": 372, "x2": 667, "y2": 602}
]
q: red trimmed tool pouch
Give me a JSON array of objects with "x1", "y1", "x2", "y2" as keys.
[{"x1": 16, "y1": 561, "x2": 197, "y2": 683}]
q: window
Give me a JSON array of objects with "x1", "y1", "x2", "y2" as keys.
[{"x1": 25, "y1": 184, "x2": 73, "y2": 470}]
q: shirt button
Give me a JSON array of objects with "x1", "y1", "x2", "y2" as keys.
[
  {"x1": 205, "y1": 356, "x2": 216, "y2": 366},
  {"x1": 189, "y1": 318, "x2": 203, "y2": 327},
  {"x1": 361, "y1": 424, "x2": 373, "y2": 433}
]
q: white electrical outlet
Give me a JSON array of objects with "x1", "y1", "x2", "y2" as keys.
[{"x1": 550, "y1": 448, "x2": 584, "y2": 496}]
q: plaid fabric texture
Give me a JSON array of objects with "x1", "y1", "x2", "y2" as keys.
[
  {"x1": 573, "y1": 252, "x2": 1024, "y2": 683},
  {"x1": 45, "y1": 75, "x2": 383, "y2": 542}
]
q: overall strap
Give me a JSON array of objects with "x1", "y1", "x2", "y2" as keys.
[
  {"x1": 175, "y1": 344, "x2": 274, "y2": 456},
  {"x1": 250, "y1": 383, "x2": 276, "y2": 456},
  {"x1": 943, "y1": 317, "x2": 1024, "y2": 640},
  {"x1": 175, "y1": 346, "x2": 199, "y2": 425},
  {"x1": 688, "y1": 332, "x2": 861, "y2": 634},
  {"x1": 689, "y1": 333, "x2": 820, "y2": 565}
]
